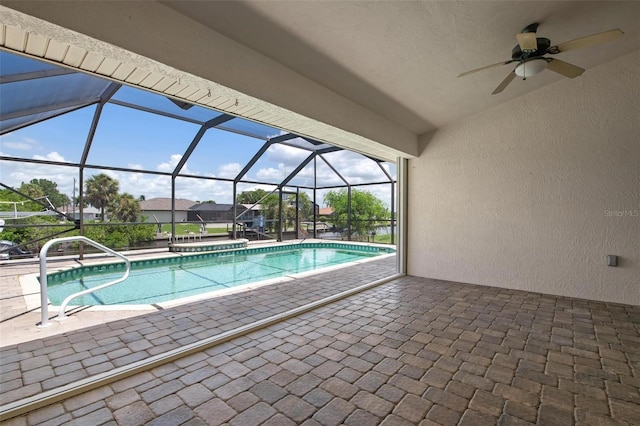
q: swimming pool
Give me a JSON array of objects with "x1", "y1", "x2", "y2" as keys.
[{"x1": 46, "y1": 242, "x2": 395, "y2": 306}]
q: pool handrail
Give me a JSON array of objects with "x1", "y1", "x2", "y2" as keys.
[{"x1": 38, "y1": 236, "x2": 131, "y2": 327}]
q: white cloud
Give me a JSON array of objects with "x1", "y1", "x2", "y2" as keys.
[
  {"x1": 33, "y1": 151, "x2": 66, "y2": 162},
  {"x1": 255, "y1": 167, "x2": 285, "y2": 181},
  {"x1": 156, "y1": 153, "x2": 199, "y2": 176},
  {"x1": 319, "y1": 151, "x2": 392, "y2": 185},
  {"x1": 218, "y1": 163, "x2": 242, "y2": 179},
  {"x1": 1, "y1": 141, "x2": 32, "y2": 150},
  {"x1": 157, "y1": 154, "x2": 183, "y2": 173},
  {"x1": 92, "y1": 154, "x2": 232, "y2": 202},
  {"x1": 236, "y1": 183, "x2": 278, "y2": 193},
  {"x1": 1, "y1": 149, "x2": 395, "y2": 207},
  {"x1": 267, "y1": 129, "x2": 289, "y2": 139},
  {"x1": 0, "y1": 134, "x2": 40, "y2": 152},
  {"x1": 0, "y1": 153, "x2": 78, "y2": 198},
  {"x1": 266, "y1": 144, "x2": 310, "y2": 167},
  {"x1": 246, "y1": 149, "x2": 396, "y2": 202},
  {"x1": 176, "y1": 178, "x2": 233, "y2": 203}
]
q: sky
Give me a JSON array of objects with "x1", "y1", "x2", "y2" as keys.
[{"x1": 0, "y1": 52, "x2": 396, "y2": 209}]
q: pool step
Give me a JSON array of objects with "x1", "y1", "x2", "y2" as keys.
[{"x1": 169, "y1": 239, "x2": 248, "y2": 253}]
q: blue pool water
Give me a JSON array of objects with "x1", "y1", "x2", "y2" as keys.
[{"x1": 47, "y1": 243, "x2": 394, "y2": 306}]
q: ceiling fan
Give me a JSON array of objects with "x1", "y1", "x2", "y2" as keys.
[{"x1": 458, "y1": 23, "x2": 624, "y2": 94}]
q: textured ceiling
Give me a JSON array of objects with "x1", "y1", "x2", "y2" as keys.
[{"x1": 164, "y1": 1, "x2": 640, "y2": 135}]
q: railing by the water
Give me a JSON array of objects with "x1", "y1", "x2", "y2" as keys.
[{"x1": 38, "y1": 236, "x2": 131, "y2": 327}]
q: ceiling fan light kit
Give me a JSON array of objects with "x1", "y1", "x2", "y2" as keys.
[
  {"x1": 458, "y1": 24, "x2": 624, "y2": 94},
  {"x1": 515, "y1": 59, "x2": 548, "y2": 78}
]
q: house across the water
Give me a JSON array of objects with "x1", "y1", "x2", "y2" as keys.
[{"x1": 138, "y1": 198, "x2": 196, "y2": 223}]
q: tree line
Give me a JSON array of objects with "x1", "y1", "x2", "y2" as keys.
[
  {"x1": 1, "y1": 174, "x2": 391, "y2": 250},
  {"x1": 238, "y1": 187, "x2": 390, "y2": 236},
  {"x1": 0, "y1": 174, "x2": 154, "y2": 250},
  {"x1": 0, "y1": 174, "x2": 143, "y2": 222}
]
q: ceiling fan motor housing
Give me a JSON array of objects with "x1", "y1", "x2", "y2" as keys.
[{"x1": 512, "y1": 38, "x2": 551, "y2": 60}]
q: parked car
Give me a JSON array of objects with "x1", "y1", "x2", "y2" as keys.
[{"x1": 0, "y1": 240, "x2": 33, "y2": 260}]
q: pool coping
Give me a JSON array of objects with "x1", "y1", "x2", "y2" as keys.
[{"x1": 19, "y1": 239, "x2": 396, "y2": 314}]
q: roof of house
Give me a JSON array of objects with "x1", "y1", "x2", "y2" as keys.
[
  {"x1": 139, "y1": 198, "x2": 196, "y2": 211},
  {"x1": 319, "y1": 207, "x2": 334, "y2": 216},
  {"x1": 241, "y1": 204, "x2": 261, "y2": 211}
]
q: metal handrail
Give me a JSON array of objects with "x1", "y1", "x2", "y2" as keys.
[{"x1": 38, "y1": 236, "x2": 131, "y2": 327}]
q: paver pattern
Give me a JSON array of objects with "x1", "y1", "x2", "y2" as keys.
[
  {"x1": 2, "y1": 267, "x2": 640, "y2": 425},
  {"x1": 1, "y1": 255, "x2": 396, "y2": 406}
]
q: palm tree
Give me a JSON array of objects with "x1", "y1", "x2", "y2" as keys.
[
  {"x1": 110, "y1": 193, "x2": 140, "y2": 223},
  {"x1": 85, "y1": 174, "x2": 119, "y2": 221},
  {"x1": 260, "y1": 194, "x2": 280, "y2": 232}
]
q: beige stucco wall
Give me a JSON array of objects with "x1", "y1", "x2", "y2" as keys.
[{"x1": 408, "y1": 50, "x2": 640, "y2": 305}]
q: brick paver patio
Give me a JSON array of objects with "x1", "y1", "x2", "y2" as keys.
[
  {"x1": 1, "y1": 252, "x2": 396, "y2": 407},
  {"x1": 2, "y1": 256, "x2": 640, "y2": 424}
]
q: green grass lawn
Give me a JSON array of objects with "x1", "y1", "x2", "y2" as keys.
[
  {"x1": 206, "y1": 227, "x2": 228, "y2": 234},
  {"x1": 369, "y1": 234, "x2": 393, "y2": 244}
]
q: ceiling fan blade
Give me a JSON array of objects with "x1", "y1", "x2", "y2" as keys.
[
  {"x1": 458, "y1": 60, "x2": 513, "y2": 78},
  {"x1": 491, "y1": 71, "x2": 516, "y2": 95},
  {"x1": 516, "y1": 32, "x2": 538, "y2": 52},
  {"x1": 547, "y1": 59, "x2": 585, "y2": 78},
  {"x1": 556, "y1": 29, "x2": 624, "y2": 52}
]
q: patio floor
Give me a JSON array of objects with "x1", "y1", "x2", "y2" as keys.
[{"x1": 1, "y1": 255, "x2": 640, "y2": 425}]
